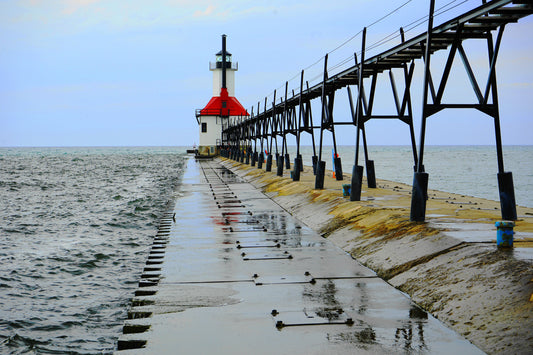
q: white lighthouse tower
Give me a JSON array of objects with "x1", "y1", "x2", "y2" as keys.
[{"x1": 195, "y1": 35, "x2": 249, "y2": 157}]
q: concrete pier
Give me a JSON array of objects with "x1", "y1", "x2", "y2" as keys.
[
  {"x1": 117, "y1": 157, "x2": 484, "y2": 354},
  {"x1": 219, "y1": 157, "x2": 533, "y2": 354}
]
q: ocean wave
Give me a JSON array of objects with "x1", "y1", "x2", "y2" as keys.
[{"x1": 0, "y1": 147, "x2": 187, "y2": 354}]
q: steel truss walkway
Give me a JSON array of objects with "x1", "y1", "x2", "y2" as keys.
[{"x1": 221, "y1": 0, "x2": 532, "y2": 222}]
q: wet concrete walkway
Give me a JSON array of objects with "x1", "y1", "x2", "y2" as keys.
[{"x1": 117, "y1": 158, "x2": 483, "y2": 354}]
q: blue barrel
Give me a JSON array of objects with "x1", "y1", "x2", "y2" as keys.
[
  {"x1": 495, "y1": 221, "x2": 515, "y2": 248},
  {"x1": 342, "y1": 184, "x2": 351, "y2": 197}
]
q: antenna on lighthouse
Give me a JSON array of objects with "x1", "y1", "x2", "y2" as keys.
[{"x1": 221, "y1": 34, "x2": 227, "y2": 90}]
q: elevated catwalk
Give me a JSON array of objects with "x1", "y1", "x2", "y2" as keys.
[{"x1": 223, "y1": 0, "x2": 533, "y2": 222}]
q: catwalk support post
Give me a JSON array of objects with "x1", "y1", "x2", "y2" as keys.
[
  {"x1": 293, "y1": 71, "x2": 305, "y2": 182},
  {"x1": 315, "y1": 55, "x2": 329, "y2": 190},
  {"x1": 349, "y1": 28, "x2": 367, "y2": 201},
  {"x1": 410, "y1": 0, "x2": 434, "y2": 222}
]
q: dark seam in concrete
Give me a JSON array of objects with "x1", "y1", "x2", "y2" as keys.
[
  {"x1": 380, "y1": 242, "x2": 469, "y2": 280},
  {"x1": 161, "y1": 280, "x2": 255, "y2": 285}
]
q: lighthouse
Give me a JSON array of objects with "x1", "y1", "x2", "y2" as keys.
[{"x1": 195, "y1": 35, "x2": 249, "y2": 157}]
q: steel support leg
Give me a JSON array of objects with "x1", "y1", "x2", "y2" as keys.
[
  {"x1": 366, "y1": 160, "x2": 376, "y2": 188},
  {"x1": 410, "y1": 0, "x2": 435, "y2": 222},
  {"x1": 350, "y1": 165, "x2": 364, "y2": 201},
  {"x1": 277, "y1": 155, "x2": 284, "y2": 176},
  {"x1": 315, "y1": 161, "x2": 326, "y2": 189},
  {"x1": 498, "y1": 172, "x2": 517, "y2": 221},
  {"x1": 266, "y1": 154, "x2": 273, "y2": 172},
  {"x1": 410, "y1": 172, "x2": 429, "y2": 222},
  {"x1": 334, "y1": 157, "x2": 343, "y2": 181},
  {"x1": 258, "y1": 152, "x2": 264, "y2": 169},
  {"x1": 293, "y1": 157, "x2": 301, "y2": 181}
]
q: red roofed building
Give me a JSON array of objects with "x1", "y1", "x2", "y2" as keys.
[
  {"x1": 195, "y1": 35, "x2": 249, "y2": 157},
  {"x1": 199, "y1": 87, "x2": 248, "y2": 117}
]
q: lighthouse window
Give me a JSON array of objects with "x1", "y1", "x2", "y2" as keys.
[
  {"x1": 222, "y1": 101, "x2": 227, "y2": 108},
  {"x1": 201, "y1": 122, "x2": 207, "y2": 133}
]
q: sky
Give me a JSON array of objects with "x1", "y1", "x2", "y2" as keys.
[{"x1": 1, "y1": 0, "x2": 532, "y2": 147}]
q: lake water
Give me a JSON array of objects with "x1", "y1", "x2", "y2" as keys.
[
  {"x1": 0, "y1": 144, "x2": 530, "y2": 354},
  {"x1": 0, "y1": 147, "x2": 186, "y2": 354},
  {"x1": 285, "y1": 145, "x2": 533, "y2": 208}
]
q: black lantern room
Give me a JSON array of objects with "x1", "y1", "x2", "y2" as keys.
[{"x1": 215, "y1": 50, "x2": 232, "y2": 69}]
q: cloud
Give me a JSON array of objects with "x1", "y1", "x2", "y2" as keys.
[
  {"x1": 193, "y1": 4, "x2": 216, "y2": 17},
  {"x1": 61, "y1": 0, "x2": 101, "y2": 15},
  {"x1": 2, "y1": 0, "x2": 300, "y2": 33}
]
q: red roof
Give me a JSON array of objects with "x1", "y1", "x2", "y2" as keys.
[{"x1": 199, "y1": 88, "x2": 249, "y2": 117}]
